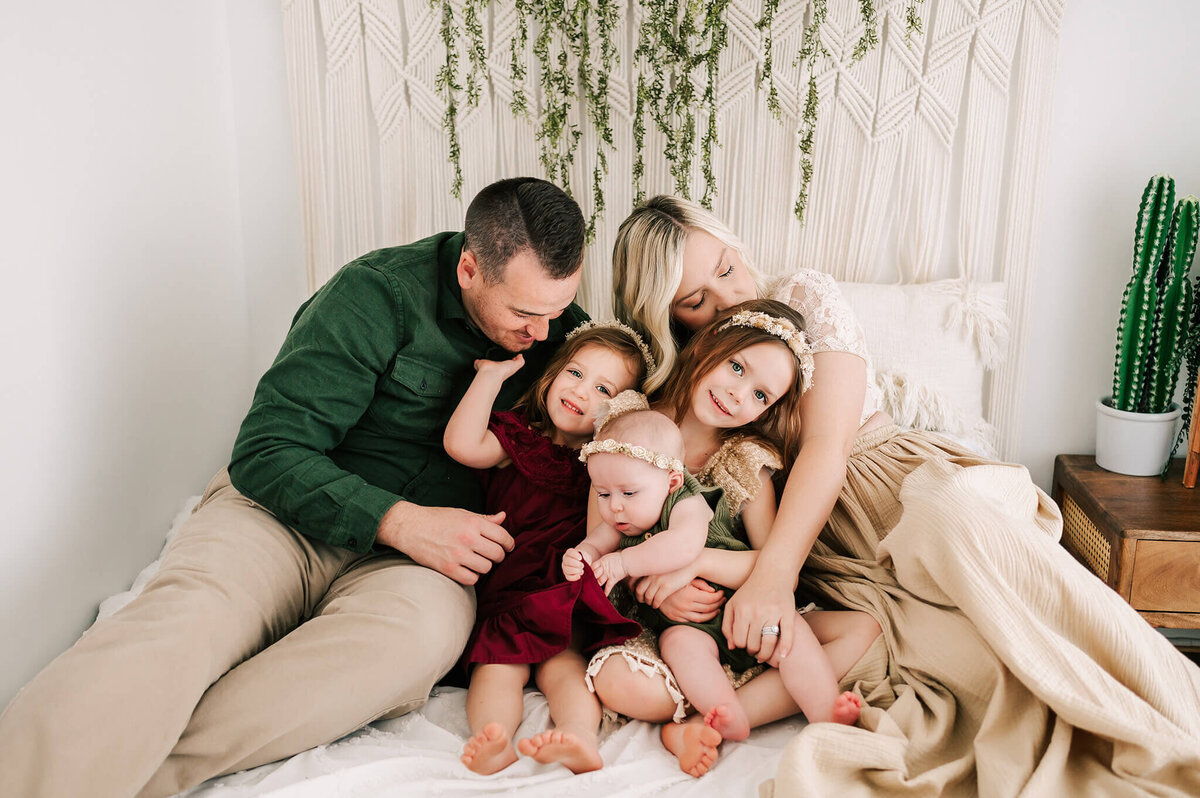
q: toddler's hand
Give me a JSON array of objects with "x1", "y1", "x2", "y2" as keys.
[
  {"x1": 592, "y1": 552, "x2": 628, "y2": 595},
  {"x1": 562, "y1": 547, "x2": 592, "y2": 581},
  {"x1": 473, "y1": 354, "x2": 524, "y2": 381}
]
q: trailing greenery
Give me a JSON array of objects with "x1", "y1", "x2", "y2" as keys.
[
  {"x1": 1111, "y1": 174, "x2": 1198, "y2": 417},
  {"x1": 434, "y1": 0, "x2": 926, "y2": 226}
]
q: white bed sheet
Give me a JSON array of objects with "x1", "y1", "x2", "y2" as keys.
[{"x1": 176, "y1": 687, "x2": 800, "y2": 797}]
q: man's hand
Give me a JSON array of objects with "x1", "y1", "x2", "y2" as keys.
[
  {"x1": 591, "y1": 551, "x2": 628, "y2": 594},
  {"x1": 376, "y1": 501, "x2": 513, "y2": 585},
  {"x1": 562, "y1": 546, "x2": 593, "y2": 581}
]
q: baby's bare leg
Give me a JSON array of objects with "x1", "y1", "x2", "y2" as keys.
[
  {"x1": 659, "y1": 626, "x2": 749, "y2": 740},
  {"x1": 462, "y1": 663, "x2": 529, "y2": 774},
  {"x1": 590, "y1": 654, "x2": 678, "y2": 722},
  {"x1": 517, "y1": 648, "x2": 602, "y2": 774},
  {"x1": 777, "y1": 615, "x2": 860, "y2": 725}
]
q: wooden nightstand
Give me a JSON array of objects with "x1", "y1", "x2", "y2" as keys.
[{"x1": 1052, "y1": 455, "x2": 1200, "y2": 649}]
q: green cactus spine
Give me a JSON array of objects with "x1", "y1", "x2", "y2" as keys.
[
  {"x1": 1112, "y1": 175, "x2": 1175, "y2": 412},
  {"x1": 1148, "y1": 195, "x2": 1198, "y2": 413}
]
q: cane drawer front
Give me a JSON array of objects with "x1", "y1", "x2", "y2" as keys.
[
  {"x1": 1128, "y1": 540, "x2": 1200, "y2": 613},
  {"x1": 1061, "y1": 493, "x2": 1113, "y2": 586}
]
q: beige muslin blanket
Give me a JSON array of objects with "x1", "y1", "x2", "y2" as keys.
[{"x1": 764, "y1": 426, "x2": 1200, "y2": 797}]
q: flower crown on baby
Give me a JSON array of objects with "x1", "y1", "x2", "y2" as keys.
[
  {"x1": 718, "y1": 310, "x2": 815, "y2": 391},
  {"x1": 577, "y1": 390, "x2": 685, "y2": 473},
  {"x1": 566, "y1": 319, "x2": 657, "y2": 378}
]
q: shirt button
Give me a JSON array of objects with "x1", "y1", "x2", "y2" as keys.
[{"x1": 347, "y1": 537, "x2": 358, "y2": 549}]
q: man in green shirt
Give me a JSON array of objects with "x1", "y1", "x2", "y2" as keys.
[{"x1": 0, "y1": 178, "x2": 590, "y2": 798}]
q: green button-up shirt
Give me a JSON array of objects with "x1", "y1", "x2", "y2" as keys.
[{"x1": 228, "y1": 232, "x2": 589, "y2": 553}]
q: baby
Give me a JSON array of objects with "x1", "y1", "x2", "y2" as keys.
[{"x1": 564, "y1": 398, "x2": 860, "y2": 752}]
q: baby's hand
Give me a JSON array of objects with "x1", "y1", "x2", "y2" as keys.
[
  {"x1": 474, "y1": 354, "x2": 524, "y2": 381},
  {"x1": 562, "y1": 547, "x2": 592, "y2": 581},
  {"x1": 592, "y1": 552, "x2": 628, "y2": 595}
]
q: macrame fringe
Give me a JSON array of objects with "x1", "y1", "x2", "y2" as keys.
[
  {"x1": 875, "y1": 370, "x2": 998, "y2": 457},
  {"x1": 934, "y1": 282, "x2": 1011, "y2": 369}
]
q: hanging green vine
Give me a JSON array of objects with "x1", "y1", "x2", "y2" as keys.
[{"x1": 435, "y1": 0, "x2": 925, "y2": 225}]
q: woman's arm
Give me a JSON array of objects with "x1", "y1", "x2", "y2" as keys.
[
  {"x1": 722, "y1": 349, "x2": 866, "y2": 661},
  {"x1": 442, "y1": 355, "x2": 524, "y2": 469}
]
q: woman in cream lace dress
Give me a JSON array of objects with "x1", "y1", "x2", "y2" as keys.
[{"x1": 589, "y1": 195, "x2": 1200, "y2": 797}]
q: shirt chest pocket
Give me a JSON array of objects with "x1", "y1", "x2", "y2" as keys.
[{"x1": 372, "y1": 355, "x2": 457, "y2": 441}]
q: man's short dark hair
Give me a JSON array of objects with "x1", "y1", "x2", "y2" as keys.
[{"x1": 463, "y1": 177, "x2": 585, "y2": 282}]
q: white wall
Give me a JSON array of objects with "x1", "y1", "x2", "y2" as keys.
[
  {"x1": 0, "y1": 1, "x2": 305, "y2": 706},
  {"x1": 1022, "y1": 1, "x2": 1200, "y2": 489}
]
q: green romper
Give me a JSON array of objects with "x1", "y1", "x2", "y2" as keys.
[{"x1": 617, "y1": 472, "x2": 758, "y2": 671}]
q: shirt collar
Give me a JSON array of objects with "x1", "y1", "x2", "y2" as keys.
[{"x1": 437, "y1": 232, "x2": 470, "y2": 323}]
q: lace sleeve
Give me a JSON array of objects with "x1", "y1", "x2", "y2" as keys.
[
  {"x1": 769, "y1": 270, "x2": 881, "y2": 424},
  {"x1": 695, "y1": 436, "x2": 782, "y2": 514},
  {"x1": 770, "y1": 270, "x2": 869, "y2": 360}
]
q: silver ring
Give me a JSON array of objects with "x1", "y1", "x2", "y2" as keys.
[{"x1": 761, "y1": 624, "x2": 781, "y2": 637}]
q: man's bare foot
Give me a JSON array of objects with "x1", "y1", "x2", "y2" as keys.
[
  {"x1": 703, "y1": 703, "x2": 750, "y2": 741},
  {"x1": 461, "y1": 722, "x2": 518, "y2": 775},
  {"x1": 660, "y1": 716, "x2": 722, "y2": 778},
  {"x1": 517, "y1": 729, "x2": 602, "y2": 774},
  {"x1": 829, "y1": 691, "x2": 862, "y2": 725}
]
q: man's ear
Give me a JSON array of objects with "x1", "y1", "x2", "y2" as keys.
[
  {"x1": 667, "y1": 470, "x2": 685, "y2": 492},
  {"x1": 457, "y1": 249, "x2": 479, "y2": 291}
]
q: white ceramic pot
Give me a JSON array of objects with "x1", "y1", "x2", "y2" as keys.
[{"x1": 1095, "y1": 397, "x2": 1182, "y2": 476}]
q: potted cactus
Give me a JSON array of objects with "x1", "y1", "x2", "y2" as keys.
[{"x1": 1097, "y1": 174, "x2": 1198, "y2": 476}]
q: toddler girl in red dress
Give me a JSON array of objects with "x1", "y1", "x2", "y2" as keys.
[{"x1": 443, "y1": 321, "x2": 651, "y2": 775}]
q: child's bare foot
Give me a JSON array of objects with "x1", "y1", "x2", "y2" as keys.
[
  {"x1": 703, "y1": 703, "x2": 750, "y2": 741},
  {"x1": 829, "y1": 691, "x2": 862, "y2": 725},
  {"x1": 461, "y1": 722, "x2": 518, "y2": 775},
  {"x1": 517, "y1": 729, "x2": 602, "y2": 774},
  {"x1": 660, "y1": 716, "x2": 722, "y2": 777}
]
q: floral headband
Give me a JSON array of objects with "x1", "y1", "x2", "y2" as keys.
[
  {"x1": 567, "y1": 320, "x2": 657, "y2": 377},
  {"x1": 579, "y1": 438, "x2": 685, "y2": 474},
  {"x1": 578, "y1": 389, "x2": 685, "y2": 473},
  {"x1": 717, "y1": 310, "x2": 815, "y2": 391}
]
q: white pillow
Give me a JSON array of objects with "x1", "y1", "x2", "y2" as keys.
[{"x1": 837, "y1": 280, "x2": 1008, "y2": 457}]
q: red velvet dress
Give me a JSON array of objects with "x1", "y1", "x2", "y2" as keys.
[{"x1": 461, "y1": 411, "x2": 639, "y2": 666}]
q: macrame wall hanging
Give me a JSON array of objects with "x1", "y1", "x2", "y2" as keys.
[{"x1": 279, "y1": 0, "x2": 1065, "y2": 460}]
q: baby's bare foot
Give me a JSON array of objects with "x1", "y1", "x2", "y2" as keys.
[
  {"x1": 461, "y1": 722, "x2": 517, "y2": 775},
  {"x1": 660, "y1": 716, "x2": 722, "y2": 778},
  {"x1": 703, "y1": 703, "x2": 749, "y2": 741},
  {"x1": 830, "y1": 691, "x2": 862, "y2": 725},
  {"x1": 517, "y1": 729, "x2": 602, "y2": 774}
]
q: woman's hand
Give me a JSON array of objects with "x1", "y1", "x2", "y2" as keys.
[
  {"x1": 633, "y1": 564, "x2": 699, "y2": 608},
  {"x1": 657, "y1": 579, "x2": 725, "y2": 623},
  {"x1": 721, "y1": 566, "x2": 797, "y2": 663}
]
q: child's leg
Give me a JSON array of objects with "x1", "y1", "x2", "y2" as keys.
[
  {"x1": 517, "y1": 648, "x2": 603, "y2": 774},
  {"x1": 659, "y1": 626, "x2": 749, "y2": 741},
  {"x1": 804, "y1": 610, "x2": 882, "y2": 680},
  {"x1": 461, "y1": 663, "x2": 530, "y2": 774},
  {"x1": 776, "y1": 614, "x2": 861, "y2": 725}
]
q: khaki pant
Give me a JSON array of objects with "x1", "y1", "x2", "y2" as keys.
[{"x1": 0, "y1": 470, "x2": 475, "y2": 798}]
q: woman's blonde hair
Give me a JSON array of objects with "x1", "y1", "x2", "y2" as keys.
[
  {"x1": 654, "y1": 299, "x2": 808, "y2": 472},
  {"x1": 511, "y1": 326, "x2": 649, "y2": 436},
  {"x1": 611, "y1": 195, "x2": 768, "y2": 391}
]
